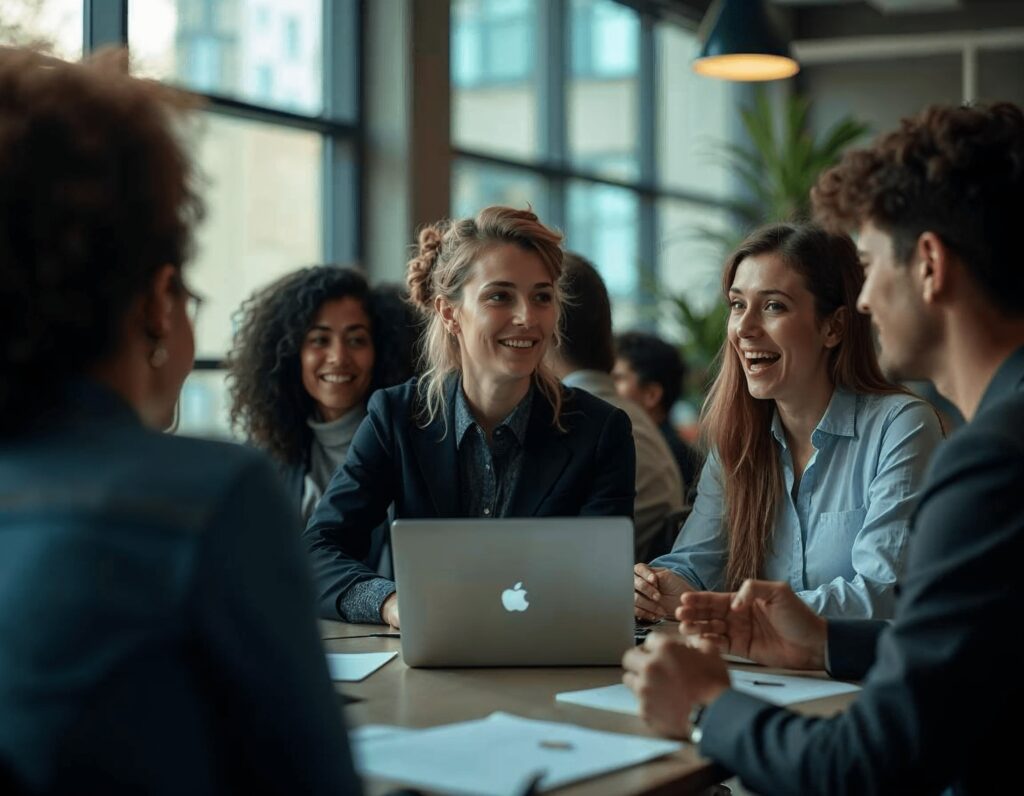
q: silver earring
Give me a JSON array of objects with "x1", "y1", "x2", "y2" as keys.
[{"x1": 149, "y1": 342, "x2": 169, "y2": 368}]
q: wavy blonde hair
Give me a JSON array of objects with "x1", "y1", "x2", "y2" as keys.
[{"x1": 406, "y1": 206, "x2": 565, "y2": 431}]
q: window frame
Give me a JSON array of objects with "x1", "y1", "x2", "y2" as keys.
[
  {"x1": 451, "y1": 0, "x2": 740, "y2": 327},
  {"x1": 84, "y1": 0, "x2": 364, "y2": 373}
]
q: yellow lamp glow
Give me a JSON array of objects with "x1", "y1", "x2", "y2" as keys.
[
  {"x1": 693, "y1": 0, "x2": 800, "y2": 83},
  {"x1": 693, "y1": 54, "x2": 800, "y2": 82}
]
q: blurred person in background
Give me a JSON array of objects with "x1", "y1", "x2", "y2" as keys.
[
  {"x1": 613, "y1": 330, "x2": 703, "y2": 502},
  {"x1": 548, "y1": 253, "x2": 685, "y2": 561}
]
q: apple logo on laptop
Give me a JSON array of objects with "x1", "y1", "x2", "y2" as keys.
[{"x1": 501, "y1": 582, "x2": 529, "y2": 612}]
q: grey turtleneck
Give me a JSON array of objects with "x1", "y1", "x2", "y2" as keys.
[{"x1": 300, "y1": 406, "x2": 368, "y2": 522}]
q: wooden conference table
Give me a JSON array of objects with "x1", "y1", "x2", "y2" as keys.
[{"x1": 321, "y1": 620, "x2": 859, "y2": 796}]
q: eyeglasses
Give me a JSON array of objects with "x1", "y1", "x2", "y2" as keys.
[
  {"x1": 170, "y1": 272, "x2": 204, "y2": 325},
  {"x1": 184, "y1": 286, "x2": 205, "y2": 325}
]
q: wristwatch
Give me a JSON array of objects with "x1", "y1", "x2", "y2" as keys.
[{"x1": 687, "y1": 703, "x2": 706, "y2": 745}]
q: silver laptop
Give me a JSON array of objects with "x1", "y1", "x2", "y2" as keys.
[{"x1": 391, "y1": 517, "x2": 634, "y2": 667}]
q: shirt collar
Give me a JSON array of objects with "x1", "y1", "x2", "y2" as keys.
[
  {"x1": 977, "y1": 345, "x2": 1024, "y2": 415},
  {"x1": 455, "y1": 379, "x2": 534, "y2": 448},
  {"x1": 63, "y1": 379, "x2": 141, "y2": 427},
  {"x1": 770, "y1": 386, "x2": 856, "y2": 448}
]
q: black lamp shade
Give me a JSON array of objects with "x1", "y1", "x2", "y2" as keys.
[{"x1": 694, "y1": 0, "x2": 799, "y2": 81}]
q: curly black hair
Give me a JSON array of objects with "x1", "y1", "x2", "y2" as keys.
[
  {"x1": 812, "y1": 102, "x2": 1024, "y2": 316},
  {"x1": 226, "y1": 266, "x2": 418, "y2": 468},
  {"x1": 0, "y1": 48, "x2": 203, "y2": 434}
]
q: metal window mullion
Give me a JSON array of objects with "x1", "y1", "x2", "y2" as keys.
[
  {"x1": 322, "y1": 0, "x2": 363, "y2": 264},
  {"x1": 352, "y1": 0, "x2": 366, "y2": 265},
  {"x1": 539, "y1": 0, "x2": 568, "y2": 230},
  {"x1": 540, "y1": 0, "x2": 567, "y2": 165},
  {"x1": 637, "y1": 9, "x2": 657, "y2": 316},
  {"x1": 84, "y1": 0, "x2": 128, "y2": 52},
  {"x1": 203, "y1": 94, "x2": 357, "y2": 135},
  {"x1": 323, "y1": 139, "x2": 358, "y2": 265}
]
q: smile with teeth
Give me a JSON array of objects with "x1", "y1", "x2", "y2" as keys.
[
  {"x1": 320, "y1": 373, "x2": 355, "y2": 384},
  {"x1": 742, "y1": 350, "x2": 781, "y2": 373},
  {"x1": 500, "y1": 338, "x2": 537, "y2": 349}
]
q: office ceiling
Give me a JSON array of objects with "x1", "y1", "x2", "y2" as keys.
[
  {"x1": 773, "y1": 0, "x2": 962, "y2": 10},
  {"x1": 643, "y1": 0, "x2": 1017, "y2": 32}
]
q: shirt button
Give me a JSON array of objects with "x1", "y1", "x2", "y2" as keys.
[
  {"x1": 495, "y1": 428, "x2": 503, "y2": 436},
  {"x1": 483, "y1": 508, "x2": 491, "y2": 515}
]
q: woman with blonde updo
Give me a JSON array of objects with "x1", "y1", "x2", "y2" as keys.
[{"x1": 303, "y1": 206, "x2": 636, "y2": 627}]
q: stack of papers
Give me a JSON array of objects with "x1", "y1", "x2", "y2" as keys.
[
  {"x1": 325, "y1": 651, "x2": 396, "y2": 682},
  {"x1": 556, "y1": 669, "x2": 861, "y2": 714},
  {"x1": 352, "y1": 711, "x2": 681, "y2": 796}
]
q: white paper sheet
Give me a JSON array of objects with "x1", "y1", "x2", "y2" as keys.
[
  {"x1": 325, "y1": 651, "x2": 397, "y2": 682},
  {"x1": 352, "y1": 711, "x2": 681, "y2": 796},
  {"x1": 727, "y1": 669, "x2": 861, "y2": 704},
  {"x1": 556, "y1": 669, "x2": 861, "y2": 714}
]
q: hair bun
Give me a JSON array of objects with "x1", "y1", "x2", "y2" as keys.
[{"x1": 406, "y1": 224, "x2": 445, "y2": 308}]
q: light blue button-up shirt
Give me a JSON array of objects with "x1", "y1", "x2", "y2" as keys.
[{"x1": 652, "y1": 388, "x2": 944, "y2": 618}]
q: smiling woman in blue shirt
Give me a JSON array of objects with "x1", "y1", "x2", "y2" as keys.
[{"x1": 634, "y1": 223, "x2": 943, "y2": 621}]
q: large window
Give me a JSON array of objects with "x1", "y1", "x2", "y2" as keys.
[
  {"x1": 0, "y1": 0, "x2": 82, "y2": 60},
  {"x1": 1, "y1": 0, "x2": 360, "y2": 441},
  {"x1": 450, "y1": 0, "x2": 741, "y2": 341},
  {"x1": 129, "y1": 0, "x2": 359, "y2": 439}
]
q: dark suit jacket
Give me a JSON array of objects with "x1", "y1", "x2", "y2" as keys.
[
  {"x1": 303, "y1": 377, "x2": 637, "y2": 620},
  {"x1": 281, "y1": 458, "x2": 392, "y2": 574},
  {"x1": 699, "y1": 346, "x2": 1024, "y2": 796},
  {"x1": 0, "y1": 382, "x2": 360, "y2": 795}
]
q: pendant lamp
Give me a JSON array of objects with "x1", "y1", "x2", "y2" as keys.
[{"x1": 692, "y1": 0, "x2": 799, "y2": 82}]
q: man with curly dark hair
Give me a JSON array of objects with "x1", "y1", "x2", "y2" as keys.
[
  {"x1": 624, "y1": 102, "x2": 1024, "y2": 796},
  {"x1": 0, "y1": 48, "x2": 360, "y2": 793}
]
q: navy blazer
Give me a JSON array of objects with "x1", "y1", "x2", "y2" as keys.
[
  {"x1": 303, "y1": 377, "x2": 636, "y2": 620},
  {"x1": 0, "y1": 383, "x2": 360, "y2": 795},
  {"x1": 697, "y1": 347, "x2": 1024, "y2": 796}
]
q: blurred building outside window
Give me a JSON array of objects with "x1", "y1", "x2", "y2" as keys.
[{"x1": 128, "y1": 0, "x2": 355, "y2": 439}]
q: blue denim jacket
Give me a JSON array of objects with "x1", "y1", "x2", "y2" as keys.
[{"x1": 0, "y1": 382, "x2": 359, "y2": 794}]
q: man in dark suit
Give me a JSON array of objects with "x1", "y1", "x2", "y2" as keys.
[{"x1": 623, "y1": 102, "x2": 1024, "y2": 795}]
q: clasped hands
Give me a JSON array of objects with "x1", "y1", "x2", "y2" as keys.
[{"x1": 625, "y1": 573, "x2": 828, "y2": 740}]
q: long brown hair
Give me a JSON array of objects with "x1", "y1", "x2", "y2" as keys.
[{"x1": 701, "y1": 223, "x2": 904, "y2": 589}]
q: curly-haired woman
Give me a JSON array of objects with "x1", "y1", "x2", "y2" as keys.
[
  {"x1": 227, "y1": 266, "x2": 416, "y2": 525},
  {"x1": 303, "y1": 206, "x2": 637, "y2": 627}
]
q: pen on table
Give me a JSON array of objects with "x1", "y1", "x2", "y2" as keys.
[
  {"x1": 322, "y1": 632, "x2": 401, "y2": 640},
  {"x1": 751, "y1": 680, "x2": 785, "y2": 687}
]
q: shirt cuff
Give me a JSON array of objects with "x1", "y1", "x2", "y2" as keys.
[
  {"x1": 698, "y1": 688, "x2": 770, "y2": 755},
  {"x1": 825, "y1": 619, "x2": 887, "y2": 681},
  {"x1": 339, "y1": 577, "x2": 397, "y2": 624}
]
